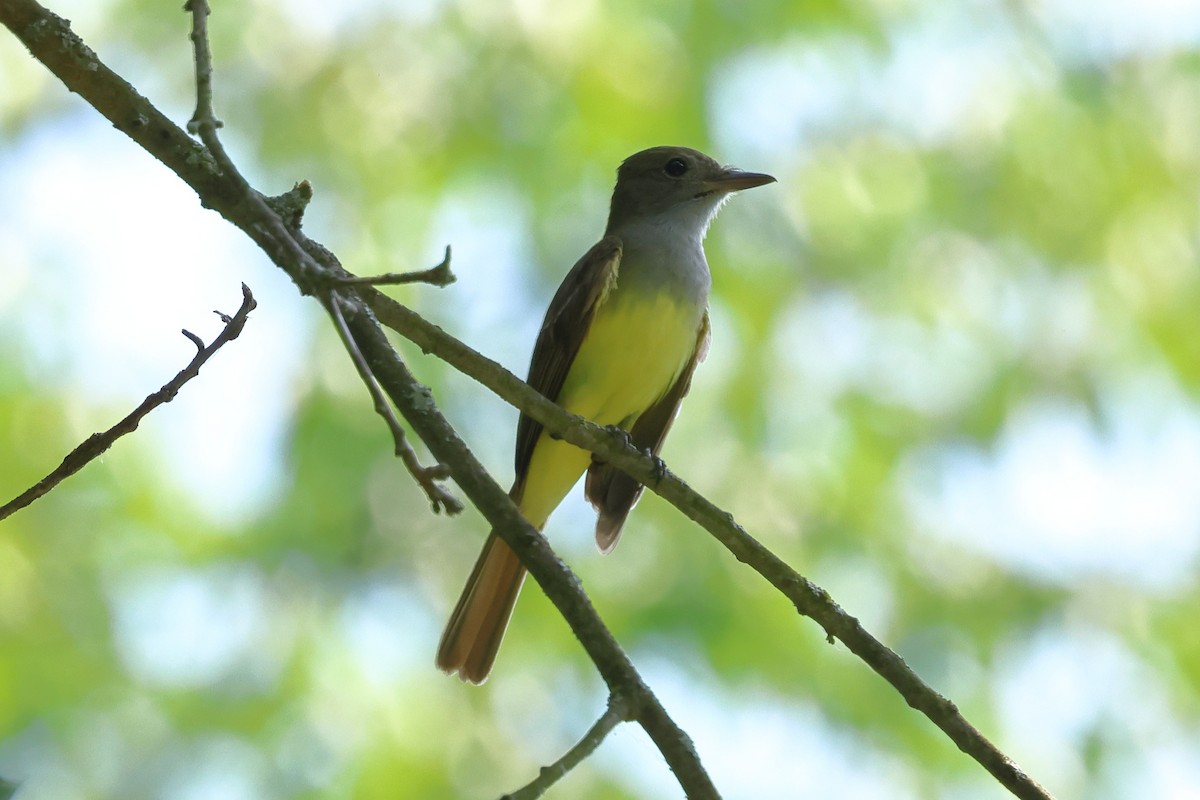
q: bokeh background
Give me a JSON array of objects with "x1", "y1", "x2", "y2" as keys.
[{"x1": 3, "y1": 0, "x2": 1200, "y2": 797}]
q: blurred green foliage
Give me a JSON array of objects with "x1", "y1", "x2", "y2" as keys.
[{"x1": 2, "y1": 0, "x2": 1200, "y2": 798}]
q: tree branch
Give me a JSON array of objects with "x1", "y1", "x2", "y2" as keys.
[
  {"x1": 0, "y1": 3, "x2": 721, "y2": 797},
  {"x1": 335, "y1": 244, "x2": 457, "y2": 288},
  {"x1": 184, "y1": 0, "x2": 245, "y2": 191},
  {"x1": 504, "y1": 695, "x2": 630, "y2": 800},
  {"x1": 195, "y1": 0, "x2": 462, "y2": 515},
  {"x1": 0, "y1": 3, "x2": 1054, "y2": 799},
  {"x1": 353, "y1": 285, "x2": 1054, "y2": 800},
  {"x1": 337, "y1": 295, "x2": 721, "y2": 798},
  {"x1": 327, "y1": 291, "x2": 462, "y2": 514},
  {"x1": 0, "y1": 283, "x2": 257, "y2": 521}
]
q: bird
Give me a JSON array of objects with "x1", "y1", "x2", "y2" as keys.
[{"x1": 436, "y1": 146, "x2": 775, "y2": 683}]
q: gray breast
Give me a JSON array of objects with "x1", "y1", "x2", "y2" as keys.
[{"x1": 612, "y1": 213, "x2": 714, "y2": 308}]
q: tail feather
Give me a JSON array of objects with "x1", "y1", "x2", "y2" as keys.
[
  {"x1": 437, "y1": 438, "x2": 585, "y2": 682},
  {"x1": 435, "y1": 532, "x2": 527, "y2": 684}
]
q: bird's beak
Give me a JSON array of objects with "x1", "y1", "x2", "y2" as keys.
[{"x1": 705, "y1": 168, "x2": 776, "y2": 193}]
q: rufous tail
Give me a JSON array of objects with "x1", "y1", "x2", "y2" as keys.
[{"x1": 435, "y1": 532, "x2": 527, "y2": 683}]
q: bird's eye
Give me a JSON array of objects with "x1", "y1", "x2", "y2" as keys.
[{"x1": 664, "y1": 157, "x2": 689, "y2": 178}]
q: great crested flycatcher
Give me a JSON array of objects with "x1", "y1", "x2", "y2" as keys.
[{"x1": 436, "y1": 146, "x2": 775, "y2": 683}]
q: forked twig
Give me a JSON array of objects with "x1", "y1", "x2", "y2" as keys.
[
  {"x1": 184, "y1": 0, "x2": 244, "y2": 189},
  {"x1": 336, "y1": 245, "x2": 456, "y2": 288},
  {"x1": 0, "y1": 4, "x2": 1057, "y2": 798},
  {"x1": 504, "y1": 695, "x2": 632, "y2": 800},
  {"x1": 0, "y1": 284, "x2": 257, "y2": 520},
  {"x1": 327, "y1": 292, "x2": 462, "y2": 514}
]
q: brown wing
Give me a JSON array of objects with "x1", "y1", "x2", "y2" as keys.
[
  {"x1": 586, "y1": 311, "x2": 711, "y2": 553},
  {"x1": 514, "y1": 236, "x2": 623, "y2": 482}
]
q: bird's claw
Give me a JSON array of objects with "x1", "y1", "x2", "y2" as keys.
[
  {"x1": 646, "y1": 450, "x2": 667, "y2": 483},
  {"x1": 604, "y1": 425, "x2": 634, "y2": 448}
]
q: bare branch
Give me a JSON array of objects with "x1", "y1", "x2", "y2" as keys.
[
  {"x1": 0, "y1": 3, "x2": 718, "y2": 794},
  {"x1": 0, "y1": 3, "x2": 1055, "y2": 798},
  {"x1": 327, "y1": 292, "x2": 462, "y2": 515},
  {"x1": 181, "y1": 328, "x2": 205, "y2": 352},
  {"x1": 336, "y1": 245, "x2": 456, "y2": 288},
  {"x1": 353, "y1": 286, "x2": 1057, "y2": 800},
  {"x1": 0, "y1": 284, "x2": 257, "y2": 521},
  {"x1": 184, "y1": 0, "x2": 459, "y2": 517},
  {"x1": 337, "y1": 307, "x2": 721, "y2": 798},
  {"x1": 184, "y1": 0, "x2": 246, "y2": 192},
  {"x1": 504, "y1": 695, "x2": 631, "y2": 800}
]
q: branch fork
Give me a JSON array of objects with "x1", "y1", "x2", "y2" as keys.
[
  {"x1": 0, "y1": 283, "x2": 258, "y2": 521},
  {"x1": 0, "y1": 2, "x2": 1058, "y2": 798}
]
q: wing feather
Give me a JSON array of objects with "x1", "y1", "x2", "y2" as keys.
[{"x1": 514, "y1": 236, "x2": 623, "y2": 481}]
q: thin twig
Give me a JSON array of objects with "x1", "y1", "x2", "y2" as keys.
[
  {"x1": 327, "y1": 292, "x2": 462, "y2": 515},
  {"x1": 504, "y1": 695, "x2": 631, "y2": 800},
  {"x1": 338, "y1": 309, "x2": 720, "y2": 798},
  {"x1": 336, "y1": 245, "x2": 456, "y2": 288},
  {"x1": 183, "y1": 0, "x2": 325, "y2": 290},
  {"x1": 189, "y1": 0, "x2": 460, "y2": 514},
  {"x1": 0, "y1": 284, "x2": 256, "y2": 521},
  {"x1": 185, "y1": 0, "x2": 458, "y2": 518},
  {"x1": 0, "y1": 5, "x2": 1054, "y2": 798},
  {"x1": 184, "y1": 0, "x2": 246, "y2": 190},
  {"x1": 355, "y1": 287, "x2": 1057, "y2": 800}
]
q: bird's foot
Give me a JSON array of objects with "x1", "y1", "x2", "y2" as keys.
[
  {"x1": 646, "y1": 451, "x2": 667, "y2": 483},
  {"x1": 603, "y1": 425, "x2": 634, "y2": 448}
]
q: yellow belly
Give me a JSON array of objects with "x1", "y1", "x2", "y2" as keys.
[{"x1": 519, "y1": 291, "x2": 702, "y2": 527}]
